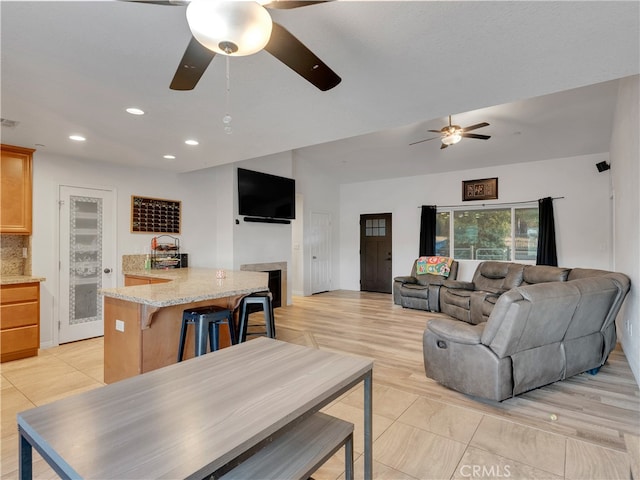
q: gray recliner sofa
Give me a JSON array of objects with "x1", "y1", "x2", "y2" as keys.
[
  {"x1": 394, "y1": 258, "x2": 459, "y2": 312},
  {"x1": 440, "y1": 262, "x2": 571, "y2": 324},
  {"x1": 423, "y1": 267, "x2": 630, "y2": 401}
]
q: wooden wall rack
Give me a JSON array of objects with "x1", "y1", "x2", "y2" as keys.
[{"x1": 131, "y1": 196, "x2": 181, "y2": 234}]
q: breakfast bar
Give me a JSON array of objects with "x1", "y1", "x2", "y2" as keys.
[{"x1": 101, "y1": 268, "x2": 268, "y2": 383}]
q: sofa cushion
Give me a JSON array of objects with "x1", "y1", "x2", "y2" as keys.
[
  {"x1": 400, "y1": 283, "x2": 430, "y2": 299},
  {"x1": 473, "y1": 262, "x2": 525, "y2": 292},
  {"x1": 442, "y1": 288, "x2": 471, "y2": 308},
  {"x1": 484, "y1": 282, "x2": 581, "y2": 358},
  {"x1": 427, "y1": 317, "x2": 483, "y2": 345},
  {"x1": 522, "y1": 265, "x2": 570, "y2": 284},
  {"x1": 564, "y1": 276, "x2": 618, "y2": 340}
]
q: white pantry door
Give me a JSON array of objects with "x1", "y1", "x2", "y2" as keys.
[
  {"x1": 310, "y1": 212, "x2": 332, "y2": 294},
  {"x1": 58, "y1": 186, "x2": 116, "y2": 343}
]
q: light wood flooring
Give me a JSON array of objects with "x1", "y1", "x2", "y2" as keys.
[{"x1": 1, "y1": 290, "x2": 639, "y2": 479}]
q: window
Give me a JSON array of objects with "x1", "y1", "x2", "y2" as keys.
[
  {"x1": 365, "y1": 218, "x2": 386, "y2": 237},
  {"x1": 436, "y1": 206, "x2": 538, "y2": 262}
]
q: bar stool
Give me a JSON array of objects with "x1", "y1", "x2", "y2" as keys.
[
  {"x1": 238, "y1": 291, "x2": 275, "y2": 343},
  {"x1": 177, "y1": 305, "x2": 235, "y2": 362}
]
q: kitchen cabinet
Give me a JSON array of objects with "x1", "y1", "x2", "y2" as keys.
[
  {"x1": 1, "y1": 144, "x2": 35, "y2": 234},
  {"x1": 1, "y1": 282, "x2": 40, "y2": 362}
]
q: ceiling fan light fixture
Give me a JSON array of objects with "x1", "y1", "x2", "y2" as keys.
[
  {"x1": 442, "y1": 132, "x2": 462, "y2": 146},
  {"x1": 186, "y1": 0, "x2": 273, "y2": 56}
]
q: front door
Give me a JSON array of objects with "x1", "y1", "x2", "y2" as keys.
[
  {"x1": 58, "y1": 186, "x2": 116, "y2": 343},
  {"x1": 360, "y1": 213, "x2": 392, "y2": 293}
]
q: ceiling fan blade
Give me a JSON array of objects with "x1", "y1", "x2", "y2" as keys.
[
  {"x1": 409, "y1": 137, "x2": 439, "y2": 146},
  {"x1": 170, "y1": 36, "x2": 216, "y2": 91},
  {"x1": 462, "y1": 133, "x2": 491, "y2": 140},
  {"x1": 264, "y1": 1, "x2": 331, "y2": 9},
  {"x1": 427, "y1": 129, "x2": 443, "y2": 133},
  {"x1": 264, "y1": 22, "x2": 341, "y2": 91},
  {"x1": 462, "y1": 122, "x2": 489, "y2": 132}
]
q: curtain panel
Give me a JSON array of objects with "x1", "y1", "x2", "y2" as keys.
[
  {"x1": 419, "y1": 205, "x2": 437, "y2": 257},
  {"x1": 536, "y1": 197, "x2": 558, "y2": 266}
]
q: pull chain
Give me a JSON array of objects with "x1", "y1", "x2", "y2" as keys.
[{"x1": 223, "y1": 56, "x2": 232, "y2": 134}]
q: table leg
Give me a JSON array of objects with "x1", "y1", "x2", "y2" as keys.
[
  {"x1": 345, "y1": 433, "x2": 354, "y2": 480},
  {"x1": 363, "y1": 370, "x2": 372, "y2": 480},
  {"x1": 19, "y1": 432, "x2": 32, "y2": 480}
]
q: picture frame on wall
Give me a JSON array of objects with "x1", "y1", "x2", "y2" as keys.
[{"x1": 463, "y1": 177, "x2": 498, "y2": 201}]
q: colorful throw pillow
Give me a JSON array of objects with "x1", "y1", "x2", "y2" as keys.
[{"x1": 416, "y1": 256, "x2": 453, "y2": 277}]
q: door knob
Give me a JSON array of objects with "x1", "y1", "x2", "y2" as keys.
[{"x1": 104, "y1": 268, "x2": 112, "y2": 274}]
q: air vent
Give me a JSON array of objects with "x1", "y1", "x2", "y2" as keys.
[{"x1": 0, "y1": 118, "x2": 20, "y2": 128}]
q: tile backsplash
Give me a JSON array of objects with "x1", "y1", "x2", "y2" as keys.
[{"x1": 0, "y1": 234, "x2": 31, "y2": 276}]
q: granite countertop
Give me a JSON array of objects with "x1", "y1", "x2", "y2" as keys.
[
  {"x1": 101, "y1": 268, "x2": 269, "y2": 307},
  {"x1": 1, "y1": 275, "x2": 46, "y2": 285}
]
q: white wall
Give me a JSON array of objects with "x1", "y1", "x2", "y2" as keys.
[
  {"x1": 610, "y1": 75, "x2": 640, "y2": 384},
  {"x1": 339, "y1": 153, "x2": 612, "y2": 289},
  {"x1": 294, "y1": 152, "x2": 341, "y2": 296},
  {"x1": 291, "y1": 194, "x2": 304, "y2": 296}
]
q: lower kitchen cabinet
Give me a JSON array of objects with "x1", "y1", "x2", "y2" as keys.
[{"x1": 1, "y1": 282, "x2": 40, "y2": 362}]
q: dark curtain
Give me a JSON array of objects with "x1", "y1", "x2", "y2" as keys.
[
  {"x1": 419, "y1": 205, "x2": 437, "y2": 256},
  {"x1": 536, "y1": 197, "x2": 558, "y2": 266}
]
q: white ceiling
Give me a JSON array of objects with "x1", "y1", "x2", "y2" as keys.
[{"x1": 1, "y1": 1, "x2": 638, "y2": 182}]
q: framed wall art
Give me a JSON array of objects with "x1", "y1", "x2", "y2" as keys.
[{"x1": 462, "y1": 177, "x2": 498, "y2": 201}]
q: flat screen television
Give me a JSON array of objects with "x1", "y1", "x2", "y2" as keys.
[{"x1": 237, "y1": 168, "x2": 296, "y2": 220}]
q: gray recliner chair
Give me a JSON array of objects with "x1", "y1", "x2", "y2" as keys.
[
  {"x1": 423, "y1": 271, "x2": 630, "y2": 401},
  {"x1": 394, "y1": 258, "x2": 458, "y2": 312}
]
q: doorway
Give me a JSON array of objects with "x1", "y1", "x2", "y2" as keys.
[
  {"x1": 58, "y1": 186, "x2": 116, "y2": 343},
  {"x1": 360, "y1": 213, "x2": 392, "y2": 293}
]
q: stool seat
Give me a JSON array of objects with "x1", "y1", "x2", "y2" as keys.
[
  {"x1": 238, "y1": 291, "x2": 275, "y2": 343},
  {"x1": 178, "y1": 305, "x2": 235, "y2": 362}
]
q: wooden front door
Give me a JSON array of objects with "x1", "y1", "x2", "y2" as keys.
[{"x1": 360, "y1": 213, "x2": 392, "y2": 293}]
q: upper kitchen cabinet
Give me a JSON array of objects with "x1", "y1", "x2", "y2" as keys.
[{"x1": 1, "y1": 144, "x2": 35, "y2": 234}]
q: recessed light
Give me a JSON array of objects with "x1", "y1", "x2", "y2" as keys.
[
  {"x1": 185, "y1": 139, "x2": 199, "y2": 146},
  {"x1": 163, "y1": 155, "x2": 176, "y2": 160},
  {"x1": 126, "y1": 107, "x2": 145, "y2": 115},
  {"x1": 69, "y1": 135, "x2": 86, "y2": 142}
]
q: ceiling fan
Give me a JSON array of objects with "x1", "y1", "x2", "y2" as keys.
[
  {"x1": 126, "y1": 0, "x2": 341, "y2": 92},
  {"x1": 410, "y1": 115, "x2": 491, "y2": 149}
]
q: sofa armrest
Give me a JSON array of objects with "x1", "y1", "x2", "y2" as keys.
[
  {"x1": 394, "y1": 276, "x2": 417, "y2": 284},
  {"x1": 443, "y1": 280, "x2": 474, "y2": 290},
  {"x1": 426, "y1": 318, "x2": 484, "y2": 345}
]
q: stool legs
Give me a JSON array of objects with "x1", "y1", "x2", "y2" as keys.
[
  {"x1": 208, "y1": 310, "x2": 235, "y2": 352},
  {"x1": 238, "y1": 293, "x2": 275, "y2": 343},
  {"x1": 177, "y1": 317, "x2": 189, "y2": 362},
  {"x1": 178, "y1": 307, "x2": 235, "y2": 362},
  {"x1": 196, "y1": 315, "x2": 209, "y2": 357}
]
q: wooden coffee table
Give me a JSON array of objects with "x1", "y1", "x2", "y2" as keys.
[{"x1": 18, "y1": 337, "x2": 374, "y2": 479}]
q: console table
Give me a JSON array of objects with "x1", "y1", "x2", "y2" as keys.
[{"x1": 18, "y1": 338, "x2": 374, "y2": 479}]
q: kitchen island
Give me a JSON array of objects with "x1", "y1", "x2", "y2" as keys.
[{"x1": 101, "y1": 268, "x2": 268, "y2": 383}]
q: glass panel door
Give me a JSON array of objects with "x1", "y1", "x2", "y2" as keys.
[{"x1": 59, "y1": 186, "x2": 115, "y2": 343}]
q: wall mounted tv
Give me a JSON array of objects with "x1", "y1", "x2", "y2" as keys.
[{"x1": 237, "y1": 168, "x2": 296, "y2": 222}]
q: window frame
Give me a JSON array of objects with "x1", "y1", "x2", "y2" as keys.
[{"x1": 437, "y1": 202, "x2": 539, "y2": 263}]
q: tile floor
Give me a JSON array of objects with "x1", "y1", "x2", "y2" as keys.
[{"x1": 0, "y1": 336, "x2": 634, "y2": 480}]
